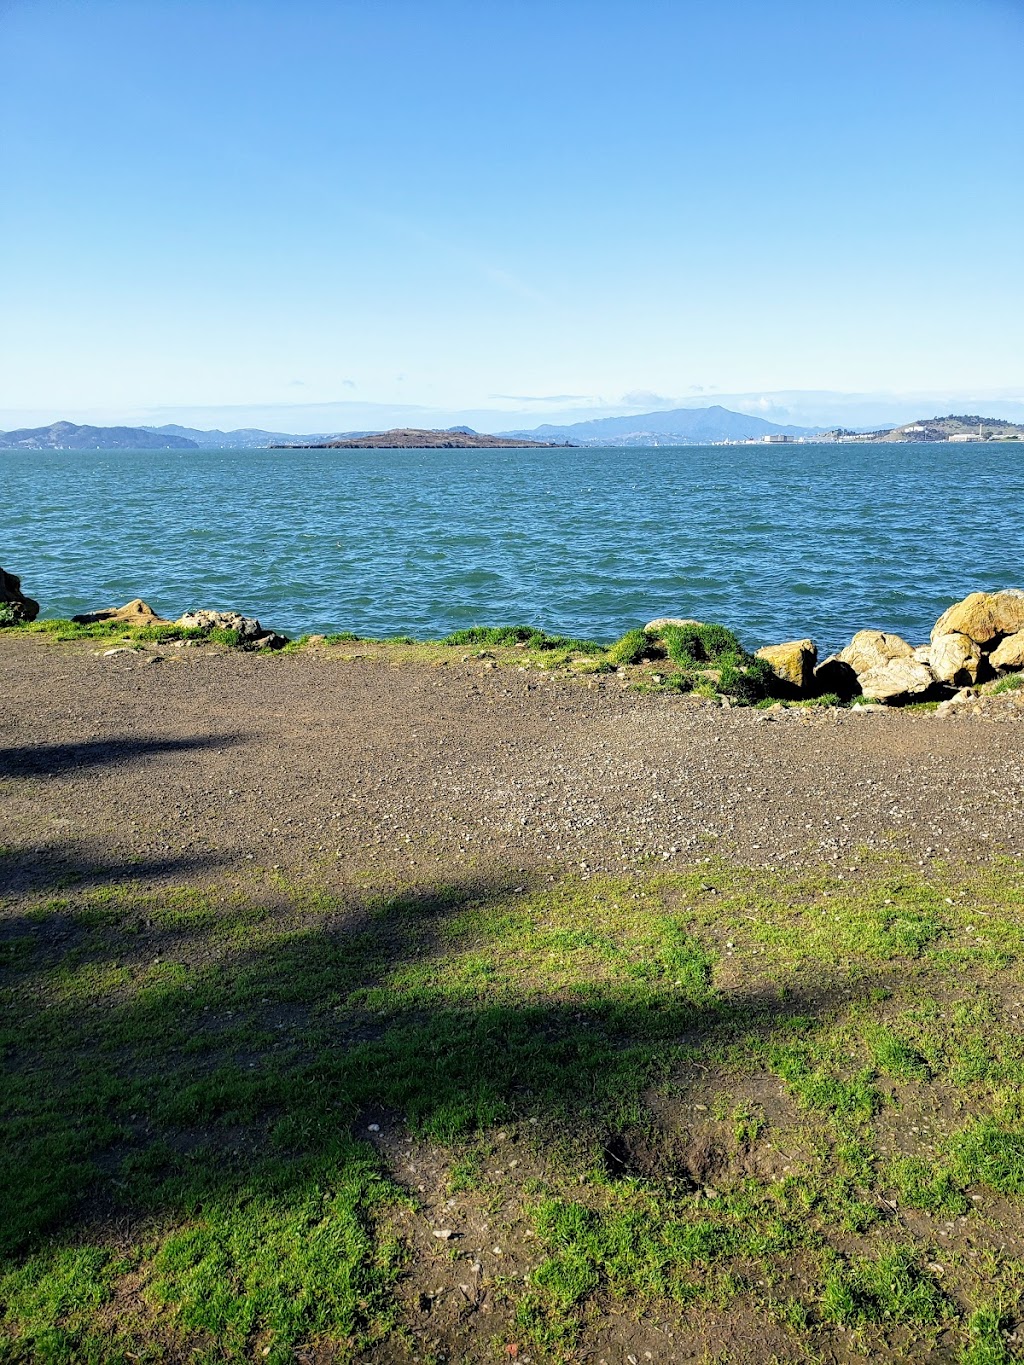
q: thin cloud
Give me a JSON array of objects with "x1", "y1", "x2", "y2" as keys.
[{"x1": 489, "y1": 393, "x2": 594, "y2": 403}]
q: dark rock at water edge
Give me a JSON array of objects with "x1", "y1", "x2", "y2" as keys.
[{"x1": 0, "y1": 566, "x2": 39, "y2": 625}]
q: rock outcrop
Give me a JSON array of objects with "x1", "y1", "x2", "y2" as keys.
[
  {"x1": 929, "y1": 631, "x2": 983, "y2": 686},
  {"x1": 177, "y1": 609, "x2": 264, "y2": 640},
  {"x1": 991, "y1": 630, "x2": 1024, "y2": 671},
  {"x1": 644, "y1": 617, "x2": 702, "y2": 633},
  {"x1": 858, "y1": 657, "x2": 935, "y2": 702},
  {"x1": 819, "y1": 590, "x2": 1024, "y2": 705},
  {"x1": 72, "y1": 599, "x2": 169, "y2": 626},
  {"x1": 931, "y1": 590, "x2": 1024, "y2": 647},
  {"x1": 0, "y1": 566, "x2": 40, "y2": 624},
  {"x1": 755, "y1": 638, "x2": 817, "y2": 695},
  {"x1": 175, "y1": 610, "x2": 287, "y2": 650},
  {"x1": 838, "y1": 630, "x2": 914, "y2": 676}
]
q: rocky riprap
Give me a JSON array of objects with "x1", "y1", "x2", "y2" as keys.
[
  {"x1": 4, "y1": 563, "x2": 1024, "y2": 706},
  {"x1": 754, "y1": 589, "x2": 1024, "y2": 705}
]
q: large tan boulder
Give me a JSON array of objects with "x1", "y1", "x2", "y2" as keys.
[
  {"x1": 838, "y1": 630, "x2": 914, "y2": 676},
  {"x1": 991, "y1": 630, "x2": 1024, "y2": 671},
  {"x1": 859, "y1": 657, "x2": 935, "y2": 702},
  {"x1": 755, "y1": 638, "x2": 817, "y2": 695},
  {"x1": 931, "y1": 590, "x2": 1024, "y2": 646},
  {"x1": 930, "y1": 631, "x2": 983, "y2": 686},
  {"x1": 0, "y1": 565, "x2": 40, "y2": 624},
  {"x1": 72, "y1": 598, "x2": 169, "y2": 626}
]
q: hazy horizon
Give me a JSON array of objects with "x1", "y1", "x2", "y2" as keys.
[{"x1": 4, "y1": 387, "x2": 1024, "y2": 438}]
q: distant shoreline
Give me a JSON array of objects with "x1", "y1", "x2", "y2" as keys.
[{"x1": 5, "y1": 410, "x2": 1022, "y2": 451}]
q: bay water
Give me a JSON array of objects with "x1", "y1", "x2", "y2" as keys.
[{"x1": 3, "y1": 443, "x2": 1022, "y2": 654}]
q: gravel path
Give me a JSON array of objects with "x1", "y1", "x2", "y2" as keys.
[{"x1": 2, "y1": 635, "x2": 1023, "y2": 894}]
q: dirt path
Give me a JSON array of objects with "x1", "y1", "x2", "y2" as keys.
[{"x1": 3, "y1": 635, "x2": 1022, "y2": 893}]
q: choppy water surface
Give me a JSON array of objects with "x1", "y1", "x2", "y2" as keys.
[{"x1": 4, "y1": 444, "x2": 1022, "y2": 653}]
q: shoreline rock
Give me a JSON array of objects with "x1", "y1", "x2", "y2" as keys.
[
  {"x1": 72, "y1": 598, "x2": 169, "y2": 626},
  {"x1": 755, "y1": 638, "x2": 817, "y2": 695},
  {"x1": 6, "y1": 572, "x2": 1024, "y2": 704},
  {"x1": 0, "y1": 566, "x2": 40, "y2": 625}
]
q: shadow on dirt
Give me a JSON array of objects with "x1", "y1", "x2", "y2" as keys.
[{"x1": 0, "y1": 733, "x2": 244, "y2": 778}]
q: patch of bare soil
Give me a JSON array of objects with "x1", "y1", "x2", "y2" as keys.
[{"x1": 2, "y1": 636, "x2": 1022, "y2": 897}]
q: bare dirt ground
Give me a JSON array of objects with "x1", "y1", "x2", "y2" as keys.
[{"x1": 2, "y1": 634, "x2": 1022, "y2": 895}]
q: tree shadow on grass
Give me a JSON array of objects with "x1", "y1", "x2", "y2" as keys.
[
  {"x1": 0, "y1": 844, "x2": 234, "y2": 900},
  {"x1": 0, "y1": 863, "x2": 896, "y2": 1361}
]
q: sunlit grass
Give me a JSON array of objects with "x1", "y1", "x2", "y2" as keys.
[{"x1": 3, "y1": 856, "x2": 1024, "y2": 1359}]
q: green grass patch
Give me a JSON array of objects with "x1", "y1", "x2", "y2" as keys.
[
  {"x1": 437, "y1": 624, "x2": 603, "y2": 654},
  {"x1": 4, "y1": 857, "x2": 1024, "y2": 1359},
  {"x1": 820, "y1": 1246, "x2": 948, "y2": 1326}
]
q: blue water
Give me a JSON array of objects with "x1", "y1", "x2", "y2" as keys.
[{"x1": 3, "y1": 444, "x2": 1022, "y2": 653}]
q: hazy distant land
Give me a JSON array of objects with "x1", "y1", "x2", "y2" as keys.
[{"x1": 1, "y1": 410, "x2": 1022, "y2": 451}]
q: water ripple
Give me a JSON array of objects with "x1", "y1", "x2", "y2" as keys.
[{"x1": 3, "y1": 444, "x2": 1023, "y2": 653}]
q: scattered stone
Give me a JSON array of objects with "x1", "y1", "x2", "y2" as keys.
[
  {"x1": 930, "y1": 632, "x2": 983, "y2": 686},
  {"x1": 0, "y1": 565, "x2": 40, "y2": 624},
  {"x1": 72, "y1": 598, "x2": 168, "y2": 626},
  {"x1": 101, "y1": 647, "x2": 136, "y2": 657},
  {"x1": 858, "y1": 657, "x2": 935, "y2": 702},
  {"x1": 839, "y1": 630, "x2": 914, "y2": 675},
  {"x1": 931, "y1": 589, "x2": 1024, "y2": 647},
  {"x1": 991, "y1": 630, "x2": 1024, "y2": 671},
  {"x1": 755, "y1": 638, "x2": 817, "y2": 695}
]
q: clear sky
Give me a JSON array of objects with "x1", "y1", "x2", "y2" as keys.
[{"x1": 1, "y1": 0, "x2": 1022, "y2": 432}]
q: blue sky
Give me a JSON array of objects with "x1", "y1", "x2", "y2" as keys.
[{"x1": 1, "y1": 0, "x2": 1022, "y2": 432}]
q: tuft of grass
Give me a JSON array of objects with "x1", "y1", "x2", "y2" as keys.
[
  {"x1": 948, "y1": 1119, "x2": 1024, "y2": 1197},
  {"x1": 437, "y1": 625, "x2": 602, "y2": 654},
  {"x1": 657, "y1": 622, "x2": 743, "y2": 666},
  {"x1": 864, "y1": 1023, "x2": 930, "y2": 1081},
  {"x1": 887, "y1": 1156, "x2": 968, "y2": 1215},
  {"x1": 646, "y1": 622, "x2": 780, "y2": 704},
  {"x1": 820, "y1": 1247, "x2": 948, "y2": 1326},
  {"x1": 961, "y1": 1306, "x2": 1015, "y2": 1364},
  {"x1": 991, "y1": 674, "x2": 1024, "y2": 695},
  {"x1": 607, "y1": 628, "x2": 652, "y2": 666}
]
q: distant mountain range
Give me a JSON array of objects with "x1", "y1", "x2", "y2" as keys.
[
  {"x1": 0, "y1": 421, "x2": 199, "y2": 450},
  {"x1": 6, "y1": 409, "x2": 1018, "y2": 453},
  {"x1": 499, "y1": 405, "x2": 820, "y2": 445},
  {"x1": 140, "y1": 424, "x2": 375, "y2": 448}
]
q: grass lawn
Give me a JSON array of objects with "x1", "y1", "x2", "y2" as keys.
[{"x1": 4, "y1": 851, "x2": 1024, "y2": 1361}]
